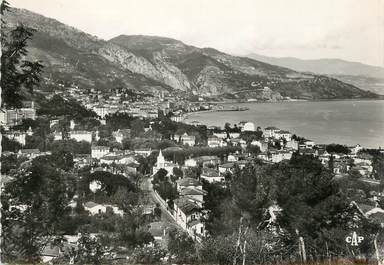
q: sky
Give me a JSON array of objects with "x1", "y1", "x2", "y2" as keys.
[{"x1": 10, "y1": 0, "x2": 384, "y2": 67}]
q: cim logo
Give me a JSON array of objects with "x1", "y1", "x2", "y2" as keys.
[{"x1": 345, "y1": 231, "x2": 364, "y2": 246}]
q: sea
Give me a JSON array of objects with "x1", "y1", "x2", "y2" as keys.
[{"x1": 185, "y1": 100, "x2": 384, "y2": 148}]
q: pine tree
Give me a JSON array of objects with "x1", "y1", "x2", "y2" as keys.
[{"x1": 1, "y1": 0, "x2": 43, "y2": 108}]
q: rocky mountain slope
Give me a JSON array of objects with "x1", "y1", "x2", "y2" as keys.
[
  {"x1": 247, "y1": 53, "x2": 384, "y2": 95},
  {"x1": 4, "y1": 8, "x2": 379, "y2": 100}
]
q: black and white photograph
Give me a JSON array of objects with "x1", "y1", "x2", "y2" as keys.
[{"x1": 0, "y1": 0, "x2": 384, "y2": 264}]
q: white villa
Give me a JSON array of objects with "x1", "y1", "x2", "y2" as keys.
[
  {"x1": 5, "y1": 131, "x2": 26, "y2": 146},
  {"x1": 91, "y1": 145, "x2": 110, "y2": 159},
  {"x1": 69, "y1": 130, "x2": 93, "y2": 143},
  {"x1": 242, "y1": 122, "x2": 255, "y2": 132},
  {"x1": 174, "y1": 198, "x2": 205, "y2": 239},
  {"x1": 274, "y1": 130, "x2": 292, "y2": 141},
  {"x1": 84, "y1": 201, "x2": 123, "y2": 216},
  {"x1": 264, "y1": 127, "x2": 280, "y2": 138},
  {"x1": 200, "y1": 168, "x2": 224, "y2": 183},
  {"x1": 181, "y1": 133, "x2": 196, "y2": 146}
]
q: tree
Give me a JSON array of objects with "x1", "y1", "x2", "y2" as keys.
[
  {"x1": 224, "y1": 123, "x2": 231, "y2": 138},
  {"x1": 172, "y1": 167, "x2": 183, "y2": 181},
  {"x1": 51, "y1": 148, "x2": 74, "y2": 171},
  {"x1": 152, "y1": 168, "x2": 168, "y2": 185},
  {"x1": 230, "y1": 164, "x2": 276, "y2": 226},
  {"x1": 358, "y1": 149, "x2": 384, "y2": 181},
  {"x1": 37, "y1": 95, "x2": 97, "y2": 120},
  {"x1": 1, "y1": 1, "x2": 43, "y2": 108},
  {"x1": 246, "y1": 144, "x2": 260, "y2": 155},
  {"x1": 98, "y1": 124, "x2": 112, "y2": 139},
  {"x1": 1, "y1": 153, "x2": 28, "y2": 174},
  {"x1": 15, "y1": 117, "x2": 50, "y2": 151},
  {"x1": 154, "y1": 204, "x2": 162, "y2": 220},
  {"x1": 376, "y1": 156, "x2": 384, "y2": 182},
  {"x1": 1, "y1": 135, "x2": 22, "y2": 152},
  {"x1": 240, "y1": 131, "x2": 263, "y2": 144},
  {"x1": 273, "y1": 154, "x2": 359, "y2": 258},
  {"x1": 156, "y1": 180, "x2": 178, "y2": 202},
  {"x1": 202, "y1": 180, "x2": 232, "y2": 235},
  {"x1": 131, "y1": 119, "x2": 145, "y2": 137},
  {"x1": 1, "y1": 155, "x2": 73, "y2": 262},
  {"x1": 136, "y1": 155, "x2": 150, "y2": 175},
  {"x1": 184, "y1": 166, "x2": 201, "y2": 179},
  {"x1": 105, "y1": 112, "x2": 134, "y2": 131},
  {"x1": 328, "y1": 154, "x2": 334, "y2": 172},
  {"x1": 112, "y1": 187, "x2": 139, "y2": 213},
  {"x1": 326, "y1": 144, "x2": 351, "y2": 154},
  {"x1": 167, "y1": 229, "x2": 197, "y2": 263},
  {"x1": 25, "y1": 134, "x2": 45, "y2": 150},
  {"x1": 199, "y1": 234, "x2": 236, "y2": 265},
  {"x1": 73, "y1": 234, "x2": 107, "y2": 264},
  {"x1": 115, "y1": 209, "x2": 154, "y2": 247},
  {"x1": 85, "y1": 171, "x2": 136, "y2": 197},
  {"x1": 131, "y1": 244, "x2": 166, "y2": 264},
  {"x1": 75, "y1": 117, "x2": 101, "y2": 131},
  {"x1": 11, "y1": 118, "x2": 37, "y2": 131}
]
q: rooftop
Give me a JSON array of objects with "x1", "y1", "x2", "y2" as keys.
[
  {"x1": 19, "y1": 149, "x2": 40, "y2": 154},
  {"x1": 265, "y1": 126, "x2": 280, "y2": 130},
  {"x1": 220, "y1": 162, "x2": 235, "y2": 168},
  {"x1": 180, "y1": 187, "x2": 206, "y2": 196},
  {"x1": 187, "y1": 219, "x2": 202, "y2": 227},
  {"x1": 177, "y1": 177, "x2": 201, "y2": 187},
  {"x1": 84, "y1": 201, "x2": 99, "y2": 208},
  {"x1": 70, "y1": 130, "x2": 92, "y2": 135},
  {"x1": 201, "y1": 168, "x2": 220, "y2": 178},
  {"x1": 92, "y1": 145, "x2": 109, "y2": 150},
  {"x1": 174, "y1": 198, "x2": 201, "y2": 214}
]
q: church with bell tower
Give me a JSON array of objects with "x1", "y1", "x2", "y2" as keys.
[{"x1": 152, "y1": 149, "x2": 178, "y2": 175}]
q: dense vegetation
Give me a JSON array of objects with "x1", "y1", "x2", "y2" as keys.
[
  {"x1": 1, "y1": 0, "x2": 43, "y2": 108},
  {"x1": 37, "y1": 95, "x2": 97, "y2": 120},
  {"x1": 200, "y1": 154, "x2": 381, "y2": 262}
]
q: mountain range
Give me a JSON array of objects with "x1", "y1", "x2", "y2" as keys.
[
  {"x1": 4, "y1": 8, "x2": 380, "y2": 100},
  {"x1": 247, "y1": 53, "x2": 384, "y2": 95}
]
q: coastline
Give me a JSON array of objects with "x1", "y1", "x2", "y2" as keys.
[
  {"x1": 182, "y1": 99, "x2": 384, "y2": 148},
  {"x1": 183, "y1": 98, "x2": 384, "y2": 122},
  {"x1": 190, "y1": 97, "x2": 384, "y2": 105},
  {"x1": 182, "y1": 109, "x2": 217, "y2": 121}
]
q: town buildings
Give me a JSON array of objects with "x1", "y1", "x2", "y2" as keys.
[
  {"x1": 180, "y1": 133, "x2": 196, "y2": 146},
  {"x1": 174, "y1": 198, "x2": 205, "y2": 238},
  {"x1": 91, "y1": 145, "x2": 110, "y2": 159},
  {"x1": 69, "y1": 130, "x2": 93, "y2": 143},
  {"x1": 4, "y1": 131, "x2": 27, "y2": 146},
  {"x1": 0, "y1": 101, "x2": 36, "y2": 127},
  {"x1": 201, "y1": 168, "x2": 224, "y2": 183}
]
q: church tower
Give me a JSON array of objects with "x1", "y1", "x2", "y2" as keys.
[{"x1": 156, "y1": 149, "x2": 165, "y2": 169}]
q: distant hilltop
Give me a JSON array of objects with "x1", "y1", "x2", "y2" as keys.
[
  {"x1": 3, "y1": 8, "x2": 380, "y2": 100},
  {"x1": 247, "y1": 53, "x2": 384, "y2": 95}
]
